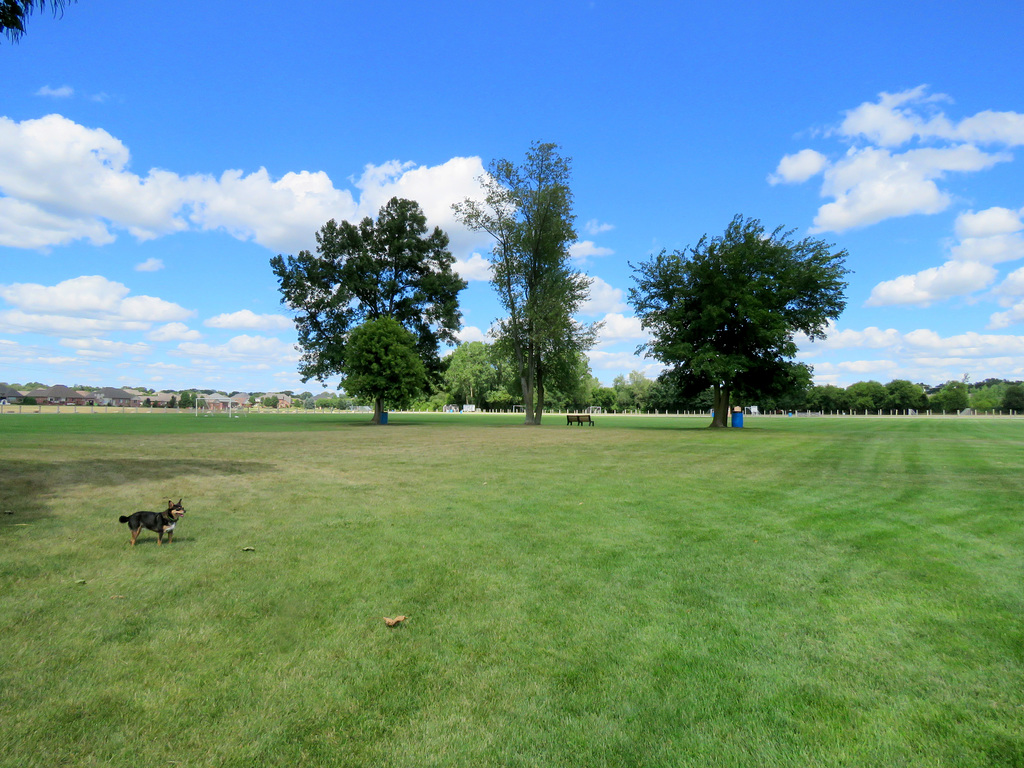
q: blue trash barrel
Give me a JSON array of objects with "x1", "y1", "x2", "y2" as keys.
[
  {"x1": 731, "y1": 410, "x2": 743, "y2": 428},
  {"x1": 380, "y1": 411, "x2": 389, "y2": 425}
]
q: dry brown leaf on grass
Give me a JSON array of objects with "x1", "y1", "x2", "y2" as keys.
[{"x1": 384, "y1": 616, "x2": 408, "y2": 627}]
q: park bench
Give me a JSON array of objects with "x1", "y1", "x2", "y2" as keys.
[{"x1": 566, "y1": 414, "x2": 594, "y2": 426}]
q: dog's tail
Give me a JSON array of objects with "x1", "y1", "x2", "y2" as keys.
[{"x1": 118, "y1": 515, "x2": 130, "y2": 523}]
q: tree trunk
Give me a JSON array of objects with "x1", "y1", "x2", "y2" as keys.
[
  {"x1": 535, "y1": 373, "x2": 545, "y2": 425},
  {"x1": 521, "y1": 374, "x2": 535, "y2": 425},
  {"x1": 710, "y1": 383, "x2": 730, "y2": 428},
  {"x1": 521, "y1": 341, "x2": 538, "y2": 425},
  {"x1": 372, "y1": 396, "x2": 384, "y2": 424}
]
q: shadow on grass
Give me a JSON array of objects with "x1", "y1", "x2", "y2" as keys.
[{"x1": 0, "y1": 458, "x2": 272, "y2": 526}]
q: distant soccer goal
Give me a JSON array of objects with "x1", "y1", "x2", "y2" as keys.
[
  {"x1": 195, "y1": 402, "x2": 247, "y2": 418},
  {"x1": 585, "y1": 406, "x2": 603, "y2": 414}
]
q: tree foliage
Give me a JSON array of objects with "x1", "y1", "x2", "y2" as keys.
[
  {"x1": 846, "y1": 380, "x2": 887, "y2": 412},
  {"x1": 453, "y1": 142, "x2": 598, "y2": 425},
  {"x1": 884, "y1": 379, "x2": 928, "y2": 412},
  {"x1": 932, "y1": 380, "x2": 969, "y2": 413},
  {"x1": 1, "y1": 0, "x2": 75, "y2": 42},
  {"x1": 342, "y1": 317, "x2": 427, "y2": 420},
  {"x1": 630, "y1": 215, "x2": 849, "y2": 427},
  {"x1": 1002, "y1": 384, "x2": 1024, "y2": 412},
  {"x1": 271, "y1": 197, "x2": 465, "y2": 422},
  {"x1": 443, "y1": 341, "x2": 498, "y2": 405}
]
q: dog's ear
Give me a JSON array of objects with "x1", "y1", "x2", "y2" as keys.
[{"x1": 176, "y1": 498, "x2": 182, "y2": 506}]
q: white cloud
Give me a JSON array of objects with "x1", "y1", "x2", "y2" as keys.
[
  {"x1": 949, "y1": 234, "x2": 1024, "y2": 265},
  {"x1": 994, "y1": 265, "x2": 1024, "y2": 299},
  {"x1": 955, "y1": 207, "x2": 1024, "y2": 238},
  {"x1": 768, "y1": 149, "x2": 827, "y2": 184},
  {"x1": 836, "y1": 359, "x2": 896, "y2": 375},
  {"x1": 812, "y1": 144, "x2": 1009, "y2": 233},
  {"x1": 774, "y1": 88, "x2": 1022, "y2": 233},
  {"x1": 148, "y1": 322, "x2": 201, "y2": 342},
  {"x1": 175, "y1": 335, "x2": 301, "y2": 364},
  {"x1": 0, "y1": 309, "x2": 150, "y2": 336},
  {"x1": 0, "y1": 275, "x2": 194, "y2": 335},
  {"x1": 456, "y1": 325, "x2": 489, "y2": 344},
  {"x1": 454, "y1": 253, "x2": 492, "y2": 282},
  {"x1": 120, "y1": 294, "x2": 195, "y2": 322},
  {"x1": 862, "y1": 202, "x2": 1024, "y2": 309},
  {"x1": 595, "y1": 312, "x2": 649, "y2": 345},
  {"x1": 0, "y1": 274, "x2": 126, "y2": 314},
  {"x1": 802, "y1": 324, "x2": 1024, "y2": 359},
  {"x1": 347, "y1": 156, "x2": 489, "y2": 257},
  {"x1": 0, "y1": 115, "x2": 196, "y2": 244},
  {"x1": 797, "y1": 324, "x2": 903, "y2": 352},
  {"x1": 36, "y1": 85, "x2": 74, "y2": 98},
  {"x1": 569, "y1": 240, "x2": 614, "y2": 261},
  {"x1": 866, "y1": 260, "x2": 997, "y2": 307},
  {"x1": 135, "y1": 258, "x2": 164, "y2": 272},
  {"x1": 204, "y1": 310, "x2": 293, "y2": 331},
  {"x1": 579, "y1": 276, "x2": 628, "y2": 316},
  {"x1": 0, "y1": 196, "x2": 114, "y2": 249},
  {"x1": 61, "y1": 338, "x2": 151, "y2": 359},
  {"x1": 987, "y1": 303, "x2": 1024, "y2": 330},
  {"x1": 838, "y1": 86, "x2": 1024, "y2": 147},
  {"x1": 187, "y1": 167, "x2": 354, "y2": 254},
  {"x1": 0, "y1": 114, "x2": 490, "y2": 256},
  {"x1": 583, "y1": 219, "x2": 614, "y2": 235},
  {"x1": 587, "y1": 348, "x2": 663, "y2": 379}
]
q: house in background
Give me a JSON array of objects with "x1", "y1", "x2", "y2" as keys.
[
  {"x1": 25, "y1": 385, "x2": 90, "y2": 405},
  {"x1": 201, "y1": 393, "x2": 233, "y2": 411},
  {"x1": 263, "y1": 392, "x2": 293, "y2": 408},
  {"x1": 150, "y1": 392, "x2": 179, "y2": 408},
  {"x1": 96, "y1": 387, "x2": 134, "y2": 407},
  {"x1": 0, "y1": 384, "x2": 23, "y2": 404}
]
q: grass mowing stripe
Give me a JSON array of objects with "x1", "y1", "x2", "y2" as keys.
[{"x1": 1, "y1": 415, "x2": 1022, "y2": 766}]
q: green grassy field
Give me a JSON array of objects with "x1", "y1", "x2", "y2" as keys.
[{"x1": 1, "y1": 413, "x2": 1023, "y2": 767}]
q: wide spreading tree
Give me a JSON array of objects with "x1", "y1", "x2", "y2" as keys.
[
  {"x1": 453, "y1": 142, "x2": 598, "y2": 425},
  {"x1": 271, "y1": 197, "x2": 466, "y2": 423},
  {"x1": 629, "y1": 215, "x2": 849, "y2": 428}
]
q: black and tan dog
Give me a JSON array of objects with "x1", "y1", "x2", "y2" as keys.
[{"x1": 119, "y1": 499, "x2": 186, "y2": 546}]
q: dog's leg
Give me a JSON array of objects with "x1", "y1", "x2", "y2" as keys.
[
  {"x1": 157, "y1": 531, "x2": 163, "y2": 546},
  {"x1": 130, "y1": 527, "x2": 140, "y2": 546}
]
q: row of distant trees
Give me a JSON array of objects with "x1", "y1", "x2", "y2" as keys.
[
  {"x1": 425, "y1": 348, "x2": 1024, "y2": 415},
  {"x1": 805, "y1": 378, "x2": 1024, "y2": 414}
]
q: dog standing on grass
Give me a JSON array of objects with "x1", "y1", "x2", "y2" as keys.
[{"x1": 119, "y1": 499, "x2": 186, "y2": 546}]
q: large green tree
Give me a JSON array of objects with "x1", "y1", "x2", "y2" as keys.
[
  {"x1": 932, "y1": 380, "x2": 969, "y2": 413},
  {"x1": 453, "y1": 142, "x2": 598, "y2": 425},
  {"x1": 1002, "y1": 383, "x2": 1024, "y2": 412},
  {"x1": 846, "y1": 380, "x2": 887, "y2": 413},
  {"x1": 1, "y1": 0, "x2": 74, "y2": 41},
  {"x1": 271, "y1": 197, "x2": 466, "y2": 423},
  {"x1": 343, "y1": 317, "x2": 427, "y2": 418},
  {"x1": 443, "y1": 341, "x2": 498, "y2": 406},
  {"x1": 806, "y1": 384, "x2": 850, "y2": 413},
  {"x1": 630, "y1": 216, "x2": 849, "y2": 428},
  {"x1": 884, "y1": 379, "x2": 928, "y2": 413}
]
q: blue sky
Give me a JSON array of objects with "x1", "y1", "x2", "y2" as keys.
[{"x1": 2, "y1": 1, "x2": 1023, "y2": 394}]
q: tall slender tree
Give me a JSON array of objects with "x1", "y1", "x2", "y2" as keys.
[
  {"x1": 453, "y1": 142, "x2": 598, "y2": 425},
  {"x1": 271, "y1": 197, "x2": 466, "y2": 423}
]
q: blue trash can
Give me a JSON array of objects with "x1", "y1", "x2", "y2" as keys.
[
  {"x1": 731, "y1": 410, "x2": 743, "y2": 428},
  {"x1": 380, "y1": 411, "x2": 389, "y2": 425}
]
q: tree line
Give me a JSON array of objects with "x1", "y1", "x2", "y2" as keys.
[{"x1": 269, "y1": 141, "x2": 860, "y2": 427}]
